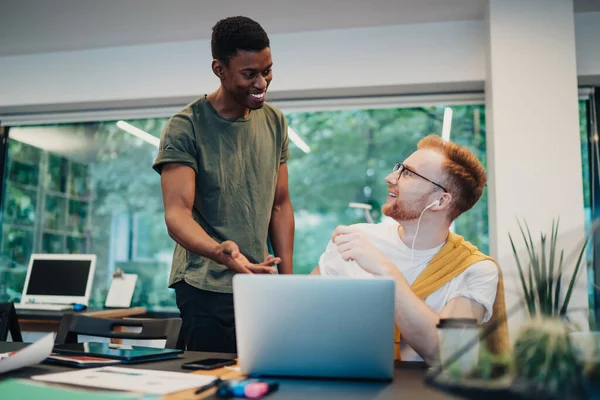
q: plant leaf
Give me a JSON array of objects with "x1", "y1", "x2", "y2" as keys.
[
  {"x1": 560, "y1": 235, "x2": 590, "y2": 316},
  {"x1": 524, "y1": 219, "x2": 540, "y2": 269},
  {"x1": 540, "y1": 232, "x2": 548, "y2": 315},
  {"x1": 509, "y1": 233, "x2": 534, "y2": 316},
  {"x1": 523, "y1": 219, "x2": 543, "y2": 315},
  {"x1": 555, "y1": 249, "x2": 564, "y2": 317},
  {"x1": 528, "y1": 261, "x2": 536, "y2": 317},
  {"x1": 548, "y1": 218, "x2": 559, "y2": 314},
  {"x1": 517, "y1": 219, "x2": 534, "y2": 265}
]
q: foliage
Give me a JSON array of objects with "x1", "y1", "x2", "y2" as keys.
[
  {"x1": 473, "y1": 344, "x2": 513, "y2": 380},
  {"x1": 509, "y1": 218, "x2": 589, "y2": 318}
]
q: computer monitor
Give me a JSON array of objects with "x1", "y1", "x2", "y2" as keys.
[
  {"x1": 234, "y1": 275, "x2": 395, "y2": 380},
  {"x1": 20, "y1": 254, "x2": 96, "y2": 306}
]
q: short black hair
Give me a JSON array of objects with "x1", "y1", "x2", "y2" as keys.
[{"x1": 211, "y1": 16, "x2": 270, "y2": 64}]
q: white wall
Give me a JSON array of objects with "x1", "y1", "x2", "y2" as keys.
[
  {"x1": 1, "y1": 20, "x2": 484, "y2": 114},
  {"x1": 1, "y1": 13, "x2": 599, "y2": 115},
  {"x1": 0, "y1": 20, "x2": 486, "y2": 113}
]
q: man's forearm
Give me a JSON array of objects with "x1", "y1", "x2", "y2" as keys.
[
  {"x1": 269, "y1": 200, "x2": 295, "y2": 274},
  {"x1": 165, "y1": 208, "x2": 220, "y2": 261},
  {"x1": 385, "y1": 265, "x2": 441, "y2": 365}
]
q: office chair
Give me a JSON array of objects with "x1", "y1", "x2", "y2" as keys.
[
  {"x1": 349, "y1": 202, "x2": 375, "y2": 223},
  {"x1": 54, "y1": 313, "x2": 182, "y2": 349},
  {"x1": 0, "y1": 302, "x2": 23, "y2": 342}
]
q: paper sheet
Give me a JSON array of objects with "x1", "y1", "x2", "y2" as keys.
[
  {"x1": 0, "y1": 333, "x2": 54, "y2": 374},
  {"x1": 105, "y1": 274, "x2": 138, "y2": 308},
  {"x1": 32, "y1": 366, "x2": 218, "y2": 395}
]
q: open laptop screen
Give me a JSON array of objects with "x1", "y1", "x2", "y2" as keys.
[{"x1": 26, "y1": 259, "x2": 91, "y2": 296}]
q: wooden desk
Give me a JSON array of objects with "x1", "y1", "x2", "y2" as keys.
[
  {"x1": 17, "y1": 307, "x2": 147, "y2": 333},
  {"x1": 0, "y1": 342, "x2": 456, "y2": 399},
  {"x1": 179, "y1": 364, "x2": 458, "y2": 400},
  {"x1": 171, "y1": 365, "x2": 243, "y2": 400}
]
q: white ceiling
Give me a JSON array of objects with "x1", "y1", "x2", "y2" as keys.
[{"x1": 1, "y1": 0, "x2": 599, "y2": 57}]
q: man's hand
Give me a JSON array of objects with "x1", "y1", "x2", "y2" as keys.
[
  {"x1": 332, "y1": 225, "x2": 393, "y2": 276},
  {"x1": 214, "y1": 240, "x2": 279, "y2": 274}
]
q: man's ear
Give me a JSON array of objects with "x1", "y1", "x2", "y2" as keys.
[
  {"x1": 212, "y1": 59, "x2": 225, "y2": 80},
  {"x1": 438, "y1": 192, "x2": 453, "y2": 209}
]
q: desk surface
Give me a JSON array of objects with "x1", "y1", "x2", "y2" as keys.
[{"x1": 0, "y1": 342, "x2": 456, "y2": 400}]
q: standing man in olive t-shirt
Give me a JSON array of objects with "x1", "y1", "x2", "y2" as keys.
[{"x1": 152, "y1": 16, "x2": 295, "y2": 352}]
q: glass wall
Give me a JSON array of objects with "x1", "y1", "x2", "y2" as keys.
[
  {"x1": 0, "y1": 120, "x2": 173, "y2": 309},
  {"x1": 0, "y1": 103, "x2": 489, "y2": 310}
]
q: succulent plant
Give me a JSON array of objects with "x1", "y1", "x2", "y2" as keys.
[{"x1": 512, "y1": 318, "x2": 584, "y2": 399}]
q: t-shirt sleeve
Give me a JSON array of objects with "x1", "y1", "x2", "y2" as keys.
[
  {"x1": 318, "y1": 240, "x2": 372, "y2": 277},
  {"x1": 318, "y1": 240, "x2": 337, "y2": 276},
  {"x1": 152, "y1": 114, "x2": 198, "y2": 174},
  {"x1": 280, "y1": 115, "x2": 290, "y2": 164},
  {"x1": 448, "y1": 260, "x2": 499, "y2": 323}
]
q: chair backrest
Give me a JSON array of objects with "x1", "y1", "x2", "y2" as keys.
[
  {"x1": 0, "y1": 302, "x2": 23, "y2": 342},
  {"x1": 54, "y1": 313, "x2": 182, "y2": 349}
]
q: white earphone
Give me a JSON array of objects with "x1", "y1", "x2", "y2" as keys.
[
  {"x1": 424, "y1": 198, "x2": 442, "y2": 210},
  {"x1": 409, "y1": 198, "x2": 442, "y2": 268}
]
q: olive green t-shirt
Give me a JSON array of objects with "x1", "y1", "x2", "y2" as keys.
[{"x1": 152, "y1": 96, "x2": 289, "y2": 293}]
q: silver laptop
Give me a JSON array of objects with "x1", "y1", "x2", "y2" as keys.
[
  {"x1": 16, "y1": 254, "x2": 97, "y2": 311},
  {"x1": 233, "y1": 275, "x2": 395, "y2": 380}
]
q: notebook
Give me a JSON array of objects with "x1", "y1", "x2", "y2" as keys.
[{"x1": 46, "y1": 354, "x2": 123, "y2": 368}]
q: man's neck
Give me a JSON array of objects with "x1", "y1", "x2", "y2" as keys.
[
  {"x1": 396, "y1": 218, "x2": 450, "y2": 250},
  {"x1": 207, "y1": 88, "x2": 250, "y2": 119}
]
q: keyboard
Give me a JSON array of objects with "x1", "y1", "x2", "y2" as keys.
[{"x1": 14, "y1": 303, "x2": 73, "y2": 311}]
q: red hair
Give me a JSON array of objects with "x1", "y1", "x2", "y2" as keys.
[{"x1": 417, "y1": 135, "x2": 486, "y2": 220}]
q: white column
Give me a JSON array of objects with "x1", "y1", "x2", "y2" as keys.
[{"x1": 485, "y1": 0, "x2": 588, "y2": 335}]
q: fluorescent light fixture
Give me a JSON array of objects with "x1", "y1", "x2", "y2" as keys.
[
  {"x1": 116, "y1": 120, "x2": 160, "y2": 147},
  {"x1": 117, "y1": 121, "x2": 307, "y2": 152},
  {"x1": 288, "y1": 127, "x2": 311, "y2": 153},
  {"x1": 441, "y1": 107, "x2": 453, "y2": 142}
]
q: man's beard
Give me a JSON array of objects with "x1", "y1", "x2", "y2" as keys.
[{"x1": 382, "y1": 195, "x2": 428, "y2": 222}]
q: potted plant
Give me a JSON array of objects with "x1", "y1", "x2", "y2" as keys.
[
  {"x1": 508, "y1": 218, "x2": 588, "y2": 319},
  {"x1": 426, "y1": 217, "x2": 594, "y2": 400},
  {"x1": 509, "y1": 218, "x2": 591, "y2": 399}
]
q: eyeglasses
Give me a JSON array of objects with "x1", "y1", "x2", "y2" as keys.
[{"x1": 392, "y1": 162, "x2": 447, "y2": 192}]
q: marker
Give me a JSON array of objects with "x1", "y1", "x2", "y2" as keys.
[
  {"x1": 217, "y1": 380, "x2": 279, "y2": 398},
  {"x1": 0, "y1": 351, "x2": 17, "y2": 361}
]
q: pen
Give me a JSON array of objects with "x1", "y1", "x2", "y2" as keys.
[{"x1": 195, "y1": 378, "x2": 223, "y2": 395}]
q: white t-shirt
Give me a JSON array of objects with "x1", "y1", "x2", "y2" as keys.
[{"x1": 318, "y1": 221, "x2": 498, "y2": 361}]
